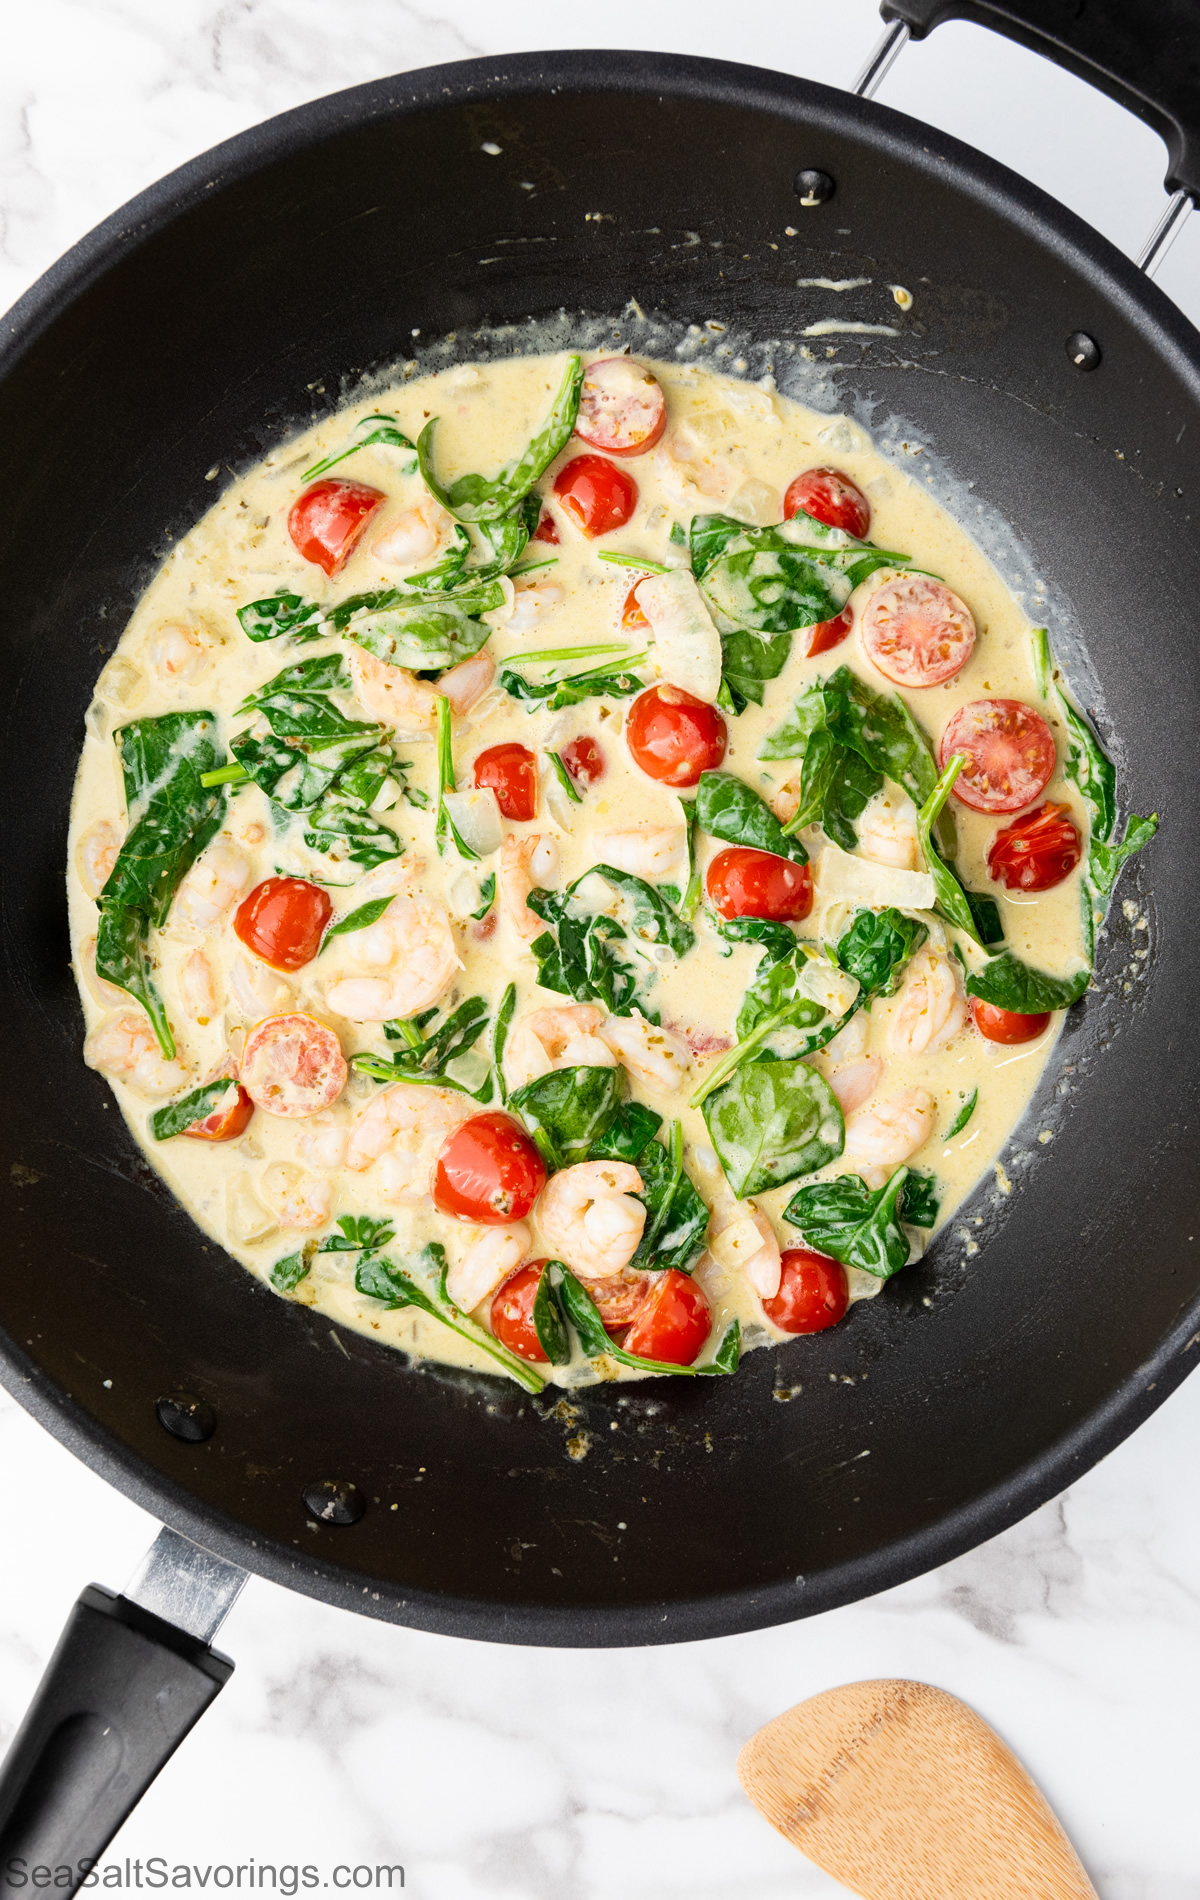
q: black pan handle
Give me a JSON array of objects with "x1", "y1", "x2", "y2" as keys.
[
  {"x1": 880, "y1": 0, "x2": 1200, "y2": 201},
  {"x1": 0, "y1": 1550, "x2": 238, "y2": 1893}
]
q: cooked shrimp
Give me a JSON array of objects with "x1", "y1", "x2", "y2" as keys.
[
  {"x1": 258, "y1": 1162, "x2": 332, "y2": 1231},
  {"x1": 857, "y1": 790, "x2": 920, "y2": 871},
  {"x1": 345, "y1": 1081, "x2": 472, "y2": 1204},
  {"x1": 76, "y1": 820, "x2": 123, "y2": 900},
  {"x1": 447, "y1": 1223, "x2": 531, "y2": 1312},
  {"x1": 500, "y1": 833, "x2": 553, "y2": 943},
  {"x1": 506, "y1": 1005, "x2": 617, "y2": 1090},
  {"x1": 653, "y1": 425, "x2": 743, "y2": 507},
  {"x1": 599, "y1": 1010, "x2": 693, "y2": 1093},
  {"x1": 843, "y1": 1084, "x2": 936, "y2": 1189},
  {"x1": 771, "y1": 773, "x2": 804, "y2": 827},
  {"x1": 348, "y1": 644, "x2": 440, "y2": 738},
  {"x1": 708, "y1": 1201, "x2": 781, "y2": 1300},
  {"x1": 535, "y1": 1160, "x2": 647, "y2": 1281},
  {"x1": 179, "y1": 948, "x2": 220, "y2": 1024},
  {"x1": 228, "y1": 953, "x2": 293, "y2": 1022},
  {"x1": 324, "y1": 896, "x2": 458, "y2": 1022},
  {"x1": 175, "y1": 842, "x2": 252, "y2": 930},
  {"x1": 829, "y1": 1055, "x2": 885, "y2": 1117},
  {"x1": 888, "y1": 946, "x2": 968, "y2": 1056},
  {"x1": 295, "y1": 1113, "x2": 348, "y2": 1171},
  {"x1": 83, "y1": 1013, "x2": 188, "y2": 1099},
  {"x1": 593, "y1": 825, "x2": 687, "y2": 880},
  {"x1": 507, "y1": 581, "x2": 564, "y2": 631},
  {"x1": 78, "y1": 937, "x2": 127, "y2": 1009},
  {"x1": 351, "y1": 856, "x2": 425, "y2": 904},
  {"x1": 439, "y1": 649, "x2": 495, "y2": 715},
  {"x1": 148, "y1": 620, "x2": 212, "y2": 685},
  {"x1": 371, "y1": 498, "x2": 453, "y2": 568},
  {"x1": 824, "y1": 1010, "x2": 869, "y2": 1064}
]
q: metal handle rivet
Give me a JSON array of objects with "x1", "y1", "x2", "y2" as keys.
[
  {"x1": 794, "y1": 169, "x2": 835, "y2": 207},
  {"x1": 156, "y1": 1392, "x2": 216, "y2": 1443},
  {"x1": 303, "y1": 1478, "x2": 366, "y2": 1525},
  {"x1": 1066, "y1": 331, "x2": 1101, "y2": 371}
]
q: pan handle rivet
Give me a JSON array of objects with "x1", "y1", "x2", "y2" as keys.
[
  {"x1": 156, "y1": 1392, "x2": 216, "y2": 1443},
  {"x1": 1066, "y1": 330, "x2": 1101, "y2": 371},
  {"x1": 794, "y1": 169, "x2": 835, "y2": 207},
  {"x1": 303, "y1": 1478, "x2": 366, "y2": 1526}
]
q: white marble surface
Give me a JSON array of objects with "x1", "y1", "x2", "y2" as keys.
[{"x1": 3, "y1": 3, "x2": 1200, "y2": 1895}]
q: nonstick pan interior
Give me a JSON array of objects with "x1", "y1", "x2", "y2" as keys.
[{"x1": 1, "y1": 50, "x2": 1197, "y2": 1644}]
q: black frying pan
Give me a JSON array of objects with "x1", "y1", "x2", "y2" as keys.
[{"x1": 3, "y1": 0, "x2": 1200, "y2": 1880}]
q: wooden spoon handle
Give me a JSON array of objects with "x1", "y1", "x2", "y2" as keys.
[{"x1": 738, "y1": 1679, "x2": 1099, "y2": 1900}]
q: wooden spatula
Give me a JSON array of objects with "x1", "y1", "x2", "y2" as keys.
[{"x1": 737, "y1": 1678, "x2": 1098, "y2": 1900}]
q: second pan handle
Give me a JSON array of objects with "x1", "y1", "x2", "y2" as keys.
[{"x1": 879, "y1": 0, "x2": 1200, "y2": 203}]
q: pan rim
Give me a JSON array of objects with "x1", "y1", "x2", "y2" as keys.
[{"x1": 3, "y1": 44, "x2": 1199, "y2": 1644}]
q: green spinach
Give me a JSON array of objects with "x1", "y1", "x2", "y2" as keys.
[
  {"x1": 702, "y1": 1059, "x2": 844, "y2": 1199},
  {"x1": 323, "y1": 896, "x2": 393, "y2": 943},
  {"x1": 784, "y1": 1166, "x2": 933, "y2": 1278},
  {"x1": 499, "y1": 660, "x2": 645, "y2": 711},
  {"x1": 557, "y1": 1267, "x2": 740, "y2": 1378},
  {"x1": 355, "y1": 1243, "x2": 546, "y2": 1392},
  {"x1": 237, "y1": 590, "x2": 324, "y2": 643},
  {"x1": 946, "y1": 1089, "x2": 978, "y2": 1138},
  {"x1": 835, "y1": 906, "x2": 927, "y2": 998},
  {"x1": 353, "y1": 995, "x2": 491, "y2": 1092},
  {"x1": 695, "y1": 771, "x2": 808, "y2": 865},
  {"x1": 510, "y1": 1065, "x2": 625, "y2": 1170},
  {"x1": 589, "y1": 1100, "x2": 663, "y2": 1162},
  {"x1": 527, "y1": 888, "x2": 641, "y2": 1016},
  {"x1": 965, "y1": 951, "x2": 1089, "y2": 1014},
  {"x1": 915, "y1": 754, "x2": 1004, "y2": 948},
  {"x1": 349, "y1": 600, "x2": 493, "y2": 674},
  {"x1": 629, "y1": 1122, "x2": 709, "y2": 1274},
  {"x1": 302, "y1": 412, "x2": 416, "y2": 482},
  {"x1": 149, "y1": 1079, "x2": 240, "y2": 1142},
  {"x1": 417, "y1": 355, "x2": 583, "y2": 523},
  {"x1": 531, "y1": 1263, "x2": 572, "y2": 1365}
]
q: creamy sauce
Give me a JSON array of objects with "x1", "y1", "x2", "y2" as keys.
[{"x1": 67, "y1": 352, "x2": 1088, "y2": 1386}]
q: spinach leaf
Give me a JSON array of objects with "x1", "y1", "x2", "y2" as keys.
[
  {"x1": 734, "y1": 950, "x2": 829, "y2": 1042},
  {"x1": 689, "y1": 512, "x2": 745, "y2": 579},
  {"x1": 326, "y1": 578, "x2": 505, "y2": 630},
  {"x1": 916, "y1": 753, "x2": 1003, "y2": 948},
  {"x1": 580, "y1": 866, "x2": 696, "y2": 958},
  {"x1": 946, "y1": 1089, "x2": 978, "y2": 1138},
  {"x1": 715, "y1": 916, "x2": 797, "y2": 962},
  {"x1": 434, "y1": 697, "x2": 477, "y2": 861},
  {"x1": 492, "y1": 982, "x2": 517, "y2": 1106},
  {"x1": 355, "y1": 1243, "x2": 545, "y2": 1392},
  {"x1": 499, "y1": 662, "x2": 645, "y2": 711},
  {"x1": 762, "y1": 665, "x2": 939, "y2": 848},
  {"x1": 323, "y1": 896, "x2": 393, "y2": 943},
  {"x1": 589, "y1": 1100, "x2": 663, "y2": 1162},
  {"x1": 149, "y1": 1079, "x2": 239, "y2": 1141},
  {"x1": 229, "y1": 727, "x2": 385, "y2": 812},
  {"x1": 702, "y1": 537, "x2": 848, "y2": 636},
  {"x1": 303, "y1": 783, "x2": 402, "y2": 869},
  {"x1": 319, "y1": 1214, "x2": 397, "y2": 1253},
  {"x1": 549, "y1": 751, "x2": 583, "y2": 805},
  {"x1": 784, "y1": 1168, "x2": 917, "y2": 1278},
  {"x1": 532, "y1": 1263, "x2": 572, "y2": 1366},
  {"x1": 817, "y1": 746, "x2": 882, "y2": 851},
  {"x1": 695, "y1": 771, "x2": 808, "y2": 865},
  {"x1": 471, "y1": 872, "x2": 496, "y2": 920},
  {"x1": 825, "y1": 665, "x2": 938, "y2": 806},
  {"x1": 510, "y1": 1065, "x2": 625, "y2": 1170},
  {"x1": 353, "y1": 996, "x2": 491, "y2": 1091},
  {"x1": 702, "y1": 1059, "x2": 844, "y2": 1198},
  {"x1": 1058, "y1": 691, "x2": 1117, "y2": 848},
  {"x1": 271, "y1": 1249, "x2": 313, "y2": 1291},
  {"x1": 528, "y1": 888, "x2": 640, "y2": 1016},
  {"x1": 1090, "y1": 813, "x2": 1158, "y2": 896},
  {"x1": 835, "y1": 907, "x2": 927, "y2": 999},
  {"x1": 557, "y1": 1267, "x2": 739, "y2": 1377},
  {"x1": 417, "y1": 355, "x2": 583, "y2": 523},
  {"x1": 350, "y1": 601, "x2": 493, "y2": 674},
  {"x1": 237, "y1": 590, "x2": 323, "y2": 643},
  {"x1": 1031, "y1": 626, "x2": 1052, "y2": 697},
  {"x1": 240, "y1": 651, "x2": 356, "y2": 710},
  {"x1": 965, "y1": 951, "x2": 1089, "y2": 1014},
  {"x1": 95, "y1": 904, "x2": 173, "y2": 1058},
  {"x1": 303, "y1": 412, "x2": 416, "y2": 482},
  {"x1": 718, "y1": 625, "x2": 794, "y2": 711},
  {"x1": 475, "y1": 492, "x2": 540, "y2": 573},
  {"x1": 630, "y1": 1123, "x2": 709, "y2": 1274},
  {"x1": 902, "y1": 1170, "x2": 940, "y2": 1229}
]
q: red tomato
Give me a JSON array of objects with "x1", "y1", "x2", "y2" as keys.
[
  {"x1": 239, "y1": 1014, "x2": 347, "y2": 1118},
  {"x1": 474, "y1": 742, "x2": 538, "y2": 821},
  {"x1": 532, "y1": 511, "x2": 559, "y2": 544},
  {"x1": 624, "y1": 1269, "x2": 712, "y2": 1365},
  {"x1": 575, "y1": 357, "x2": 667, "y2": 456},
  {"x1": 940, "y1": 699, "x2": 1057, "y2": 814},
  {"x1": 433, "y1": 1111, "x2": 546, "y2": 1224},
  {"x1": 588, "y1": 1269, "x2": 653, "y2": 1328},
  {"x1": 235, "y1": 877, "x2": 332, "y2": 971},
  {"x1": 784, "y1": 466, "x2": 871, "y2": 539},
  {"x1": 287, "y1": 478, "x2": 383, "y2": 576},
  {"x1": 553, "y1": 455, "x2": 638, "y2": 537},
  {"x1": 626, "y1": 684, "x2": 727, "y2": 787},
  {"x1": 987, "y1": 801, "x2": 1082, "y2": 891},
  {"x1": 622, "y1": 581, "x2": 650, "y2": 631},
  {"x1": 806, "y1": 603, "x2": 854, "y2": 657},
  {"x1": 182, "y1": 1081, "x2": 254, "y2": 1143},
  {"x1": 491, "y1": 1261, "x2": 549, "y2": 1363},
  {"x1": 970, "y1": 997, "x2": 1052, "y2": 1045},
  {"x1": 706, "y1": 847, "x2": 813, "y2": 922},
  {"x1": 561, "y1": 734, "x2": 606, "y2": 787},
  {"x1": 861, "y1": 574, "x2": 976, "y2": 687},
  {"x1": 763, "y1": 1249, "x2": 848, "y2": 1333}
]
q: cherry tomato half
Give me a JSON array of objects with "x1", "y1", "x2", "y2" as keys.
[
  {"x1": 235, "y1": 876, "x2": 332, "y2": 971},
  {"x1": 987, "y1": 801, "x2": 1082, "y2": 892},
  {"x1": 588, "y1": 1268, "x2": 653, "y2": 1329},
  {"x1": 474, "y1": 742, "x2": 538, "y2": 821},
  {"x1": 706, "y1": 847, "x2": 813, "y2": 922},
  {"x1": 970, "y1": 997, "x2": 1052, "y2": 1045},
  {"x1": 287, "y1": 478, "x2": 383, "y2": 576},
  {"x1": 239, "y1": 1014, "x2": 348, "y2": 1118},
  {"x1": 575, "y1": 357, "x2": 667, "y2": 456},
  {"x1": 491, "y1": 1261, "x2": 549, "y2": 1363},
  {"x1": 561, "y1": 734, "x2": 606, "y2": 787},
  {"x1": 806, "y1": 603, "x2": 854, "y2": 658},
  {"x1": 624, "y1": 1268, "x2": 712, "y2": 1365},
  {"x1": 532, "y1": 511, "x2": 559, "y2": 544},
  {"x1": 553, "y1": 454, "x2": 638, "y2": 537},
  {"x1": 763, "y1": 1249, "x2": 848, "y2": 1333},
  {"x1": 182, "y1": 1081, "x2": 254, "y2": 1143},
  {"x1": 940, "y1": 699, "x2": 1057, "y2": 814},
  {"x1": 622, "y1": 581, "x2": 650, "y2": 631},
  {"x1": 861, "y1": 574, "x2": 976, "y2": 688},
  {"x1": 433, "y1": 1111, "x2": 547, "y2": 1224},
  {"x1": 784, "y1": 466, "x2": 871, "y2": 539},
  {"x1": 626, "y1": 684, "x2": 727, "y2": 787}
]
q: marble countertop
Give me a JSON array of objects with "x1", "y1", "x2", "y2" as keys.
[{"x1": 3, "y1": 4, "x2": 1199, "y2": 1895}]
